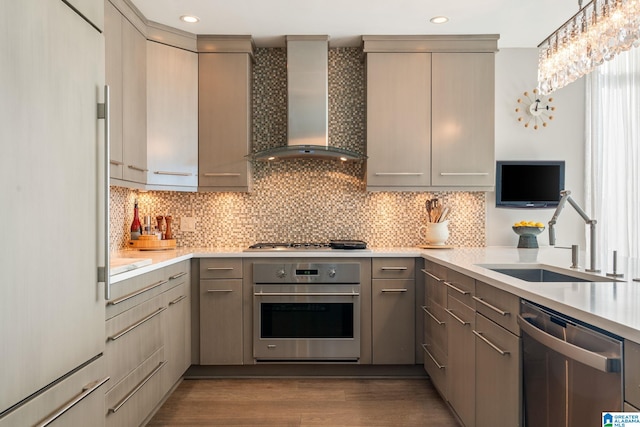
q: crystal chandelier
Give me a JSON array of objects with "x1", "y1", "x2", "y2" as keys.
[{"x1": 538, "y1": 0, "x2": 640, "y2": 94}]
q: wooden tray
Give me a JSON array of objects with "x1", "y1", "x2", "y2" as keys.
[
  {"x1": 418, "y1": 244, "x2": 455, "y2": 249},
  {"x1": 128, "y1": 238, "x2": 176, "y2": 250}
]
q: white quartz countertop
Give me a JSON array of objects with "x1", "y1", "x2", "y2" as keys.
[
  {"x1": 108, "y1": 245, "x2": 640, "y2": 342},
  {"x1": 421, "y1": 246, "x2": 640, "y2": 343}
]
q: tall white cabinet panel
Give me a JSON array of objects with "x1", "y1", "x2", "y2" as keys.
[
  {"x1": 366, "y1": 53, "x2": 431, "y2": 189},
  {"x1": 146, "y1": 41, "x2": 198, "y2": 189},
  {"x1": 0, "y1": 0, "x2": 106, "y2": 419},
  {"x1": 104, "y1": 1, "x2": 124, "y2": 179},
  {"x1": 431, "y1": 53, "x2": 495, "y2": 187}
]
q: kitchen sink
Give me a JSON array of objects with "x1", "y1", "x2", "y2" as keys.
[{"x1": 477, "y1": 264, "x2": 621, "y2": 283}]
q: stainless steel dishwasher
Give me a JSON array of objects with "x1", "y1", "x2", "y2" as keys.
[{"x1": 518, "y1": 300, "x2": 623, "y2": 427}]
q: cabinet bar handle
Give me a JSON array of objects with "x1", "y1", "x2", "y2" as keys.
[
  {"x1": 254, "y1": 291, "x2": 360, "y2": 297},
  {"x1": 422, "y1": 306, "x2": 445, "y2": 325},
  {"x1": 35, "y1": 376, "x2": 110, "y2": 427},
  {"x1": 207, "y1": 289, "x2": 234, "y2": 293},
  {"x1": 107, "y1": 307, "x2": 166, "y2": 341},
  {"x1": 207, "y1": 267, "x2": 234, "y2": 271},
  {"x1": 472, "y1": 296, "x2": 510, "y2": 316},
  {"x1": 374, "y1": 172, "x2": 424, "y2": 176},
  {"x1": 421, "y1": 344, "x2": 446, "y2": 369},
  {"x1": 443, "y1": 281, "x2": 470, "y2": 295},
  {"x1": 108, "y1": 361, "x2": 167, "y2": 414},
  {"x1": 473, "y1": 330, "x2": 509, "y2": 356},
  {"x1": 421, "y1": 269, "x2": 443, "y2": 282},
  {"x1": 380, "y1": 266, "x2": 408, "y2": 271},
  {"x1": 107, "y1": 279, "x2": 169, "y2": 306},
  {"x1": 381, "y1": 288, "x2": 408, "y2": 293},
  {"x1": 439, "y1": 172, "x2": 489, "y2": 176},
  {"x1": 169, "y1": 295, "x2": 187, "y2": 305},
  {"x1": 109, "y1": 159, "x2": 124, "y2": 166},
  {"x1": 203, "y1": 172, "x2": 241, "y2": 177},
  {"x1": 127, "y1": 165, "x2": 148, "y2": 172},
  {"x1": 154, "y1": 171, "x2": 192, "y2": 176},
  {"x1": 169, "y1": 271, "x2": 187, "y2": 280},
  {"x1": 97, "y1": 85, "x2": 111, "y2": 300},
  {"x1": 445, "y1": 308, "x2": 470, "y2": 326}
]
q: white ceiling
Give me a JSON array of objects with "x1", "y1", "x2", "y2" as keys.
[{"x1": 130, "y1": 0, "x2": 581, "y2": 49}]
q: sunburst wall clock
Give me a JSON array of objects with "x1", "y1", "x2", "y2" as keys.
[{"x1": 515, "y1": 88, "x2": 555, "y2": 130}]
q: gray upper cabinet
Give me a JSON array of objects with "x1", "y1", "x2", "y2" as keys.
[
  {"x1": 146, "y1": 41, "x2": 198, "y2": 190},
  {"x1": 366, "y1": 53, "x2": 431, "y2": 189},
  {"x1": 198, "y1": 36, "x2": 254, "y2": 192},
  {"x1": 363, "y1": 35, "x2": 498, "y2": 191},
  {"x1": 431, "y1": 53, "x2": 495, "y2": 187},
  {"x1": 105, "y1": 0, "x2": 147, "y2": 186}
]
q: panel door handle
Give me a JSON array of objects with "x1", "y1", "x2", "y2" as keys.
[
  {"x1": 107, "y1": 307, "x2": 166, "y2": 341},
  {"x1": 445, "y1": 308, "x2": 470, "y2": 326},
  {"x1": 472, "y1": 296, "x2": 510, "y2": 316},
  {"x1": 374, "y1": 172, "x2": 424, "y2": 176},
  {"x1": 443, "y1": 281, "x2": 470, "y2": 295},
  {"x1": 473, "y1": 330, "x2": 509, "y2": 356},
  {"x1": 127, "y1": 165, "x2": 149, "y2": 172},
  {"x1": 154, "y1": 171, "x2": 192, "y2": 176},
  {"x1": 422, "y1": 306, "x2": 445, "y2": 325},
  {"x1": 203, "y1": 172, "x2": 241, "y2": 177},
  {"x1": 421, "y1": 344, "x2": 446, "y2": 369},
  {"x1": 421, "y1": 269, "x2": 443, "y2": 282}
]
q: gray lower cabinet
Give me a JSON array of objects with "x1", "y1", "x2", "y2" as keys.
[
  {"x1": 371, "y1": 259, "x2": 416, "y2": 364},
  {"x1": 104, "y1": 261, "x2": 191, "y2": 426},
  {"x1": 625, "y1": 340, "x2": 640, "y2": 410},
  {"x1": 199, "y1": 259, "x2": 244, "y2": 364},
  {"x1": 422, "y1": 262, "x2": 522, "y2": 427},
  {"x1": 446, "y1": 295, "x2": 476, "y2": 427},
  {"x1": 421, "y1": 262, "x2": 448, "y2": 397}
]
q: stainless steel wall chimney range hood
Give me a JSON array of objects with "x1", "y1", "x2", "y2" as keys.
[{"x1": 249, "y1": 35, "x2": 365, "y2": 162}]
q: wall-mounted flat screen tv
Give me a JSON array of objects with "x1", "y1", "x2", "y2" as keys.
[{"x1": 496, "y1": 160, "x2": 565, "y2": 208}]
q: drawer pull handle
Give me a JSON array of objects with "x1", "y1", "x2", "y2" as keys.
[
  {"x1": 421, "y1": 269, "x2": 443, "y2": 282},
  {"x1": 169, "y1": 271, "x2": 187, "y2": 280},
  {"x1": 472, "y1": 296, "x2": 510, "y2": 316},
  {"x1": 422, "y1": 306, "x2": 445, "y2": 325},
  {"x1": 380, "y1": 266, "x2": 408, "y2": 271},
  {"x1": 381, "y1": 288, "x2": 408, "y2": 293},
  {"x1": 107, "y1": 279, "x2": 169, "y2": 306},
  {"x1": 108, "y1": 361, "x2": 167, "y2": 414},
  {"x1": 110, "y1": 160, "x2": 124, "y2": 166},
  {"x1": 35, "y1": 376, "x2": 110, "y2": 427},
  {"x1": 254, "y1": 291, "x2": 360, "y2": 297},
  {"x1": 108, "y1": 307, "x2": 166, "y2": 341},
  {"x1": 421, "y1": 344, "x2": 446, "y2": 369},
  {"x1": 169, "y1": 295, "x2": 187, "y2": 305},
  {"x1": 207, "y1": 289, "x2": 234, "y2": 293},
  {"x1": 207, "y1": 267, "x2": 234, "y2": 271},
  {"x1": 127, "y1": 165, "x2": 148, "y2": 172},
  {"x1": 154, "y1": 171, "x2": 192, "y2": 176},
  {"x1": 443, "y1": 281, "x2": 470, "y2": 295},
  {"x1": 473, "y1": 330, "x2": 509, "y2": 356},
  {"x1": 445, "y1": 308, "x2": 469, "y2": 326}
]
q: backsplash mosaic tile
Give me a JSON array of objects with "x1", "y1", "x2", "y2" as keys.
[{"x1": 109, "y1": 47, "x2": 487, "y2": 250}]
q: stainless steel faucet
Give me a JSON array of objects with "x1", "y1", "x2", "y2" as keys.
[{"x1": 548, "y1": 190, "x2": 600, "y2": 272}]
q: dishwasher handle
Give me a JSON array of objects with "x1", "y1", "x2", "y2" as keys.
[{"x1": 517, "y1": 314, "x2": 620, "y2": 373}]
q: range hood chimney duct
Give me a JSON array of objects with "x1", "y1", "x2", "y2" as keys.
[{"x1": 249, "y1": 35, "x2": 365, "y2": 162}]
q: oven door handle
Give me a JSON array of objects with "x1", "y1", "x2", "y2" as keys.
[{"x1": 254, "y1": 291, "x2": 360, "y2": 297}]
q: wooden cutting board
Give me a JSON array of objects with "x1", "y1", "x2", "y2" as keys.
[{"x1": 128, "y1": 237, "x2": 176, "y2": 250}]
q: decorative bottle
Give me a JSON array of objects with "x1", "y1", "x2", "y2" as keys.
[{"x1": 130, "y1": 199, "x2": 142, "y2": 240}]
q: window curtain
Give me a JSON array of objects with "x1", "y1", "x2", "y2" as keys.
[{"x1": 585, "y1": 47, "x2": 640, "y2": 266}]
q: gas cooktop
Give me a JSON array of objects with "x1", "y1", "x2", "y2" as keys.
[{"x1": 245, "y1": 240, "x2": 369, "y2": 252}]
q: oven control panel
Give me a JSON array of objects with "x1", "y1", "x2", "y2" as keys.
[{"x1": 253, "y1": 263, "x2": 360, "y2": 284}]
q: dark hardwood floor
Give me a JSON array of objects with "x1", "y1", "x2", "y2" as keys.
[{"x1": 148, "y1": 377, "x2": 459, "y2": 426}]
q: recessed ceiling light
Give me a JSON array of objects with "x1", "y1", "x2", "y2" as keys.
[
  {"x1": 180, "y1": 15, "x2": 200, "y2": 24},
  {"x1": 430, "y1": 16, "x2": 449, "y2": 24}
]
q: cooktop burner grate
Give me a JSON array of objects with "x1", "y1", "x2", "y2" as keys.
[{"x1": 246, "y1": 240, "x2": 368, "y2": 251}]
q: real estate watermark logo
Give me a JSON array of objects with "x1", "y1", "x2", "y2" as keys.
[{"x1": 603, "y1": 412, "x2": 640, "y2": 427}]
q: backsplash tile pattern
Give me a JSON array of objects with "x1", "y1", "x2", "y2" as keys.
[{"x1": 109, "y1": 47, "x2": 487, "y2": 250}]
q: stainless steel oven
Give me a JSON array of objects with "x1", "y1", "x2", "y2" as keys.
[{"x1": 252, "y1": 262, "x2": 361, "y2": 362}]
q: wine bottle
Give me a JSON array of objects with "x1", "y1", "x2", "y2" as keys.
[{"x1": 130, "y1": 199, "x2": 142, "y2": 240}]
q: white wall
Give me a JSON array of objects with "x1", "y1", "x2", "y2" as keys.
[{"x1": 488, "y1": 48, "x2": 587, "y2": 249}]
